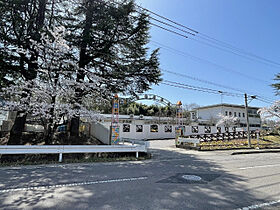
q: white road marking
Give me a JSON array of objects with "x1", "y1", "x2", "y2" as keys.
[
  {"x1": 0, "y1": 176, "x2": 148, "y2": 193},
  {"x1": 239, "y1": 163, "x2": 280, "y2": 170},
  {"x1": 236, "y1": 199, "x2": 280, "y2": 209}
]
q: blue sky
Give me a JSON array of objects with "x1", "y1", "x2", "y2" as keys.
[{"x1": 135, "y1": 0, "x2": 280, "y2": 108}]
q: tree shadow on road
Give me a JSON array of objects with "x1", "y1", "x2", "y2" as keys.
[{"x1": 0, "y1": 146, "x2": 278, "y2": 209}]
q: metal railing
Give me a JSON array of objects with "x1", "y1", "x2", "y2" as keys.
[{"x1": 0, "y1": 144, "x2": 147, "y2": 162}]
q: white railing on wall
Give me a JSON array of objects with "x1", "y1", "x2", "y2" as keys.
[{"x1": 0, "y1": 144, "x2": 147, "y2": 162}]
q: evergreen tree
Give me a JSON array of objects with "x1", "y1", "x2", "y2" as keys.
[
  {"x1": 64, "y1": 0, "x2": 161, "y2": 136},
  {"x1": 0, "y1": 0, "x2": 49, "y2": 144},
  {"x1": 272, "y1": 74, "x2": 280, "y2": 95}
]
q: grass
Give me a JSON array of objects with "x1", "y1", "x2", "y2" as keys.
[
  {"x1": 0, "y1": 152, "x2": 151, "y2": 167},
  {"x1": 262, "y1": 135, "x2": 280, "y2": 144},
  {"x1": 190, "y1": 136, "x2": 280, "y2": 151}
]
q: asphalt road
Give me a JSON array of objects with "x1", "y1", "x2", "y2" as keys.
[{"x1": 0, "y1": 140, "x2": 280, "y2": 210}]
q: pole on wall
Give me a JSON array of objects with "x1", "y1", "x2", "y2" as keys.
[
  {"x1": 111, "y1": 94, "x2": 120, "y2": 145},
  {"x1": 244, "y1": 93, "x2": 251, "y2": 148}
]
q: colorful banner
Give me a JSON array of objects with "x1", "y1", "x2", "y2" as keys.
[{"x1": 111, "y1": 125, "x2": 120, "y2": 144}]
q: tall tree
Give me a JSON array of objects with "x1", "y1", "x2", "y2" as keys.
[
  {"x1": 65, "y1": 0, "x2": 161, "y2": 136},
  {"x1": 0, "y1": 0, "x2": 49, "y2": 144}
]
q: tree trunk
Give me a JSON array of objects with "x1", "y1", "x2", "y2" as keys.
[
  {"x1": 70, "y1": 0, "x2": 95, "y2": 138},
  {"x1": 8, "y1": 111, "x2": 27, "y2": 145},
  {"x1": 7, "y1": 0, "x2": 48, "y2": 145},
  {"x1": 44, "y1": 122, "x2": 58, "y2": 145},
  {"x1": 70, "y1": 117, "x2": 80, "y2": 137}
]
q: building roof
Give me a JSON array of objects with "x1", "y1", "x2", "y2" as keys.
[{"x1": 193, "y1": 103, "x2": 260, "y2": 111}]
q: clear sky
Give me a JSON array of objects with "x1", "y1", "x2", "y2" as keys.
[{"x1": 135, "y1": 0, "x2": 280, "y2": 108}]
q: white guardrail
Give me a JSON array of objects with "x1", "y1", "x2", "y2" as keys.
[{"x1": 0, "y1": 144, "x2": 147, "y2": 162}]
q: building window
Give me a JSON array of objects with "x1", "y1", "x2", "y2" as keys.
[
  {"x1": 191, "y1": 112, "x2": 196, "y2": 119},
  {"x1": 164, "y1": 125, "x2": 172, "y2": 133},
  {"x1": 217, "y1": 127, "x2": 221, "y2": 133},
  {"x1": 205, "y1": 126, "x2": 211, "y2": 133},
  {"x1": 232, "y1": 127, "x2": 236, "y2": 132},
  {"x1": 123, "y1": 124, "x2": 130, "y2": 132},
  {"x1": 191, "y1": 126, "x2": 198, "y2": 133},
  {"x1": 234, "y1": 112, "x2": 237, "y2": 117},
  {"x1": 225, "y1": 111, "x2": 228, "y2": 116},
  {"x1": 238, "y1": 112, "x2": 241, "y2": 117},
  {"x1": 229, "y1": 112, "x2": 232, "y2": 116},
  {"x1": 136, "y1": 125, "x2": 143, "y2": 132},
  {"x1": 240, "y1": 123, "x2": 246, "y2": 127},
  {"x1": 225, "y1": 127, "x2": 229, "y2": 132},
  {"x1": 150, "y1": 125, "x2": 158, "y2": 133},
  {"x1": 243, "y1": 113, "x2": 245, "y2": 118}
]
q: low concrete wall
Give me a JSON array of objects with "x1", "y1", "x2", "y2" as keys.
[{"x1": 90, "y1": 122, "x2": 111, "y2": 145}]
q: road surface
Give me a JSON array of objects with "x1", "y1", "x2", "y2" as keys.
[{"x1": 0, "y1": 140, "x2": 280, "y2": 209}]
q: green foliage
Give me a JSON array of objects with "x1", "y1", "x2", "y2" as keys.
[
  {"x1": 64, "y1": 0, "x2": 161, "y2": 98},
  {"x1": 97, "y1": 101, "x2": 177, "y2": 117},
  {"x1": 272, "y1": 73, "x2": 280, "y2": 95}
]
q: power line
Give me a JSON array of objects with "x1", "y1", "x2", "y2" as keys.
[
  {"x1": 151, "y1": 40, "x2": 270, "y2": 84},
  {"x1": 162, "y1": 69, "x2": 251, "y2": 93},
  {"x1": 135, "y1": 2, "x2": 280, "y2": 68},
  {"x1": 150, "y1": 23, "x2": 189, "y2": 39},
  {"x1": 150, "y1": 22, "x2": 280, "y2": 69},
  {"x1": 108, "y1": 0, "x2": 280, "y2": 70},
  {"x1": 163, "y1": 81, "x2": 276, "y2": 106},
  {"x1": 163, "y1": 80, "x2": 243, "y2": 97},
  {"x1": 255, "y1": 98, "x2": 274, "y2": 105},
  {"x1": 135, "y1": 3, "x2": 198, "y2": 34},
  {"x1": 162, "y1": 69, "x2": 277, "y2": 103},
  {"x1": 149, "y1": 16, "x2": 196, "y2": 36}
]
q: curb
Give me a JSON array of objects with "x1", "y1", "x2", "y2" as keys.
[{"x1": 231, "y1": 150, "x2": 280, "y2": 155}]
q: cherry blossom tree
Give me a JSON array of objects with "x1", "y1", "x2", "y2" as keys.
[
  {"x1": 258, "y1": 101, "x2": 280, "y2": 119},
  {"x1": 216, "y1": 113, "x2": 239, "y2": 127},
  {"x1": 1, "y1": 26, "x2": 106, "y2": 143}
]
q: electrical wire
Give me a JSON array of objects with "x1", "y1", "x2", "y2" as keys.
[
  {"x1": 162, "y1": 69, "x2": 277, "y2": 102},
  {"x1": 151, "y1": 40, "x2": 270, "y2": 84},
  {"x1": 163, "y1": 80, "x2": 244, "y2": 97},
  {"x1": 135, "y1": 2, "x2": 280, "y2": 68}
]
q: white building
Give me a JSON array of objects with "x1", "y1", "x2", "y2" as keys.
[{"x1": 190, "y1": 103, "x2": 261, "y2": 129}]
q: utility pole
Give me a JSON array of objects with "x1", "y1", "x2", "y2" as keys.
[{"x1": 244, "y1": 93, "x2": 251, "y2": 147}]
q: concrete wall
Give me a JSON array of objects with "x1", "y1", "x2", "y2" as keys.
[
  {"x1": 90, "y1": 122, "x2": 111, "y2": 145},
  {"x1": 92, "y1": 121, "x2": 260, "y2": 144},
  {"x1": 119, "y1": 123, "x2": 175, "y2": 140}
]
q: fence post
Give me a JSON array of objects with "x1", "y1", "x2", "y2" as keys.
[{"x1": 136, "y1": 152, "x2": 139, "y2": 159}]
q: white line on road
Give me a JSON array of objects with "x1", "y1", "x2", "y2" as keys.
[
  {"x1": 236, "y1": 199, "x2": 280, "y2": 209},
  {"x1": 0, "y1": 176, "x2": 148, "y2": 193},
  {"x1": 238, "y1": 163, "x2": 280, "y2": 170}
]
